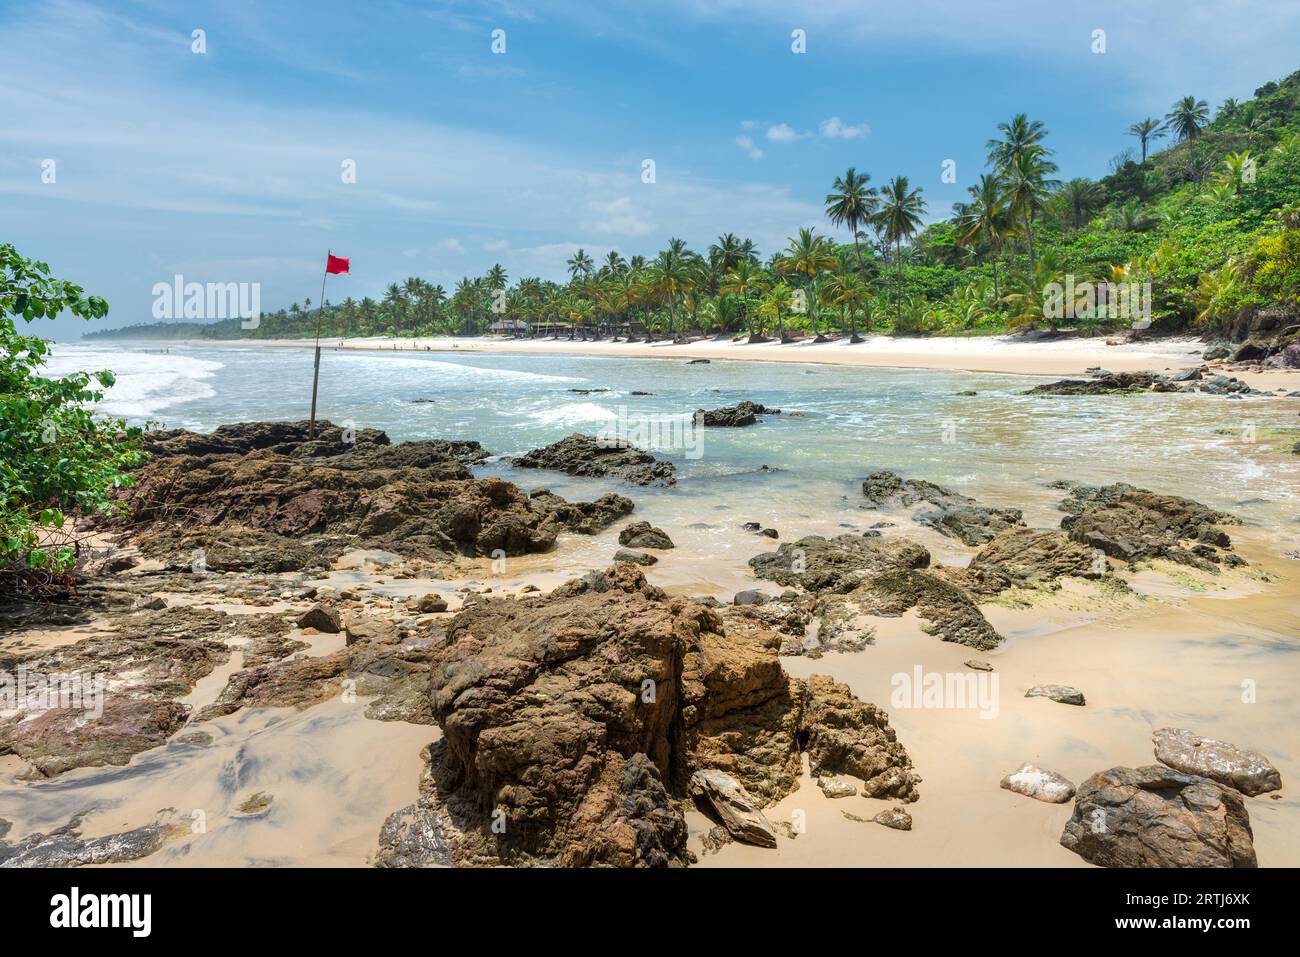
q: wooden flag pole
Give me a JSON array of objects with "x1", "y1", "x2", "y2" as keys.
[{"x1": 307, "y1": 253, "x2": 330, "y2": 439}]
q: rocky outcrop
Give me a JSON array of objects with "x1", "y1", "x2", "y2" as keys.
[
  {"x1": 694, "y1": 401, "x2": 781, "y2": 427},
  {"x1": 1152, "y1": 728, "x2": 1282, "y2": 797},
  {"x1": 914, "y1": 504, "x2": 1026, "y2": 546},
  {"x1": 0, "y1": 606, "x2": 286, "y2": 776},
  {"x1": 748, "y1": 533, "x2": 929, "y2": 593},
  {"x1": 954, "y1": 528, "x2": 1107, "y2": 595},
  {"x1": 1054, "y1": 482, "x2": 1241, "y2": 569},
  {"x1": 1024, "y1": 371, "x2": 1166, "y2": 395},
  {"x1": 617, "y1": 521, "x2": 674, "y2": 550},
  {"x1": 375, "y1": 564, "x2": 917, "y2": 867},
  {"x1": 748, "y1": 534, "x2": 1001, "y2": 649},
  {"x1": 1060, "y1": 765, "x2": 1257, "y2": 867},
  {"x1": 0, "y1": 812, "x2": 179, "y2": 868},
  {"x1": 861, "y1": 470, "x2": 971, "y2": 509},
  {"x1": 512, "y1": 433, "x2": 677, "y2": 486},
  {"x1": 102, "y1": 422, "x2": 627, "y2": 572}
]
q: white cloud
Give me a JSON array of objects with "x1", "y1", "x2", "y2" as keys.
[
  {"x1": 819, "y1": 116, "x2": 869, "y2": 139},
  {"x1": 433, "y1": 239, "x2": 466, "y2": 254},
  {"x1": 483, "y1": 239, "x2": 510, "y2": 251},
  {"x1": 735, "y1": 135, "x2": 765, "y2": 160},
  {"x1": 765, "y1": 123, "x2": 806, "y2": 143}
]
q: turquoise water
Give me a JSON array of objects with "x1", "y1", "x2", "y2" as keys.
[{"x1": 45, "y1": 342, "x2": 1300, "y2": 540}]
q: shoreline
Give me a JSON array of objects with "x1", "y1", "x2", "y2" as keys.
[{"x1": 145, "y1": 333, "x2": 1300, "y2": 391}]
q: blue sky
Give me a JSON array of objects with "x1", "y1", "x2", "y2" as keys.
[{"x1": 3, "y1": 0, "x2": 1299, "y2": 338}]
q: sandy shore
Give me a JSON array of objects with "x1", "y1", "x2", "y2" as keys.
[{"x1": 184, "y1": 332, "x2": 1300, "y2": 389}]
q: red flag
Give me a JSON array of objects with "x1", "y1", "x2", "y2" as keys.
[{"x1": 326, "y1": 253, "x2": 350, "y2": 275}]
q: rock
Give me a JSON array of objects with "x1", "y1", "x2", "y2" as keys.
[
  {"x1": 958, "y1": 528, "x2": 1107, "y2": 594},
  {"x1": 690, "y1": 769, "x2": 779, "y2": 848},
  {"x1": 914, "y1": 505, "x2": 1026, "y2": 545},
  {"x1": 801, "y1": 675, "x2": 919, "y2": 800},
  {"x1": 617, "y1": 521, "x2": 674, "y2": 550},
  {"x1": 1171, "y1": 367, "x2": 1202, "y2": 382},
  {"x1": 965, "y1": 659, "x2": 994, "y2": 672},
  {"x1": 104, "y1": 422, "x2": 625, "y2": 570},
  {"x1": 0, "y1": 813, "x2": 177, "y2": 868},
  {"x1": 415, "y1": 593, "x2": 449, "y2": 614},
  {"x1": 732, "y1": 589, "x2": 770, "y2": 606},
  {"x1": 374, "y1": 563, "x2": 916, "y2": 867},
  {"x1": 296, "y1": 602, "x2": 342, "y2": 633},
  {"x1": 861, "y1": 470, "x2": 971, "y2": 509},
  {"x1": 236, "y1": 792, "x2": 274, "y2": 816},
  {"x1": 748, "y1": 533, "x2": 930, "y2": 593},
  {"x1": 760, "y1": 527, "x2": 779, "y2": 539},
  {"x1": 1060, "y1": 765, "x2": 1256, "y2": 867},
  {"x1": 100, "y1": 553, "x2": 140, "y2": 574},
  {"x1": 1231, "y1": 340, "x2": 1269, "y2": 362},
  {"x1": 1152, "y1": 728, "x2": 1282, "y2": 796},
  {"x1": 694, "y1": 401, "x2": 781, "y2": 427},
  {"x1": 1000, "y1": 763, "x2": 1076, "y2": 803},
  {"x1": 513, "y1": 433, "x2": 676, "y2": 486},
  {"x1": 1026, "y1": 685, "x2": 1086, "y2": 706},
  {"x1": 687, "y1": 358, "x2": 711, "y2": 364},
  {"x1": 614, "y1": 548, "x2": 657, "y2": 566},
  {"x1": 1202, "y1": 340, "x2": 1232, "y2": 361},
  {"x1": 528, "y1": 488, "x2": 635, "y2": 534},
  {"x1": 1023, "y1": 371, "x2": 1158, "y2": 395},
  {"x1": 1055, "y1": 482, "x2": 1240, "y2": 569},
  {"x1": 873, "y1": 807, "x2": 913, "y2": 830},
  {"x1": 133, "y1": 595, "x2": 167, "y2": 610},
  {"x1": 817, "y1": 777, "x2": 858, "y2": 799},
  {"x1": 822, "y1": 569, "x2": 1002, "y2": 650}
]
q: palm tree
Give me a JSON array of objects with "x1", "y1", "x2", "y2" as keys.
[
  {"x1": 601, "y1": 251, "x2": 626, "y2": 276},
  {"x1": 987, "y1": 114, "x2": 1050, "y2": 170},
  {"x1": 720, "y1": 260, "x2": 767, "y2": 340},
  {"x1": 566, "y1": 248, "x2": 594, "y2": 281},
  {"x1": 1060, "y1": 178, "x2": 1103, "y2": 229},
  {"x1": 1166, "y1": 96, "x2": 1210, "y2": 142},
  {"x1": 825, "y1": 167, "x2": 880, "y2": 340},
  {"x1": 875, "y1": 175, "x2": 927, "y2": 325},
  {"x1": 954, "y1": 174, "x2": 1011, "y2": 305},
  {"x1": 647, "y1": 238, "x2": 696, "y2": 340},
  {"x1": 778, "y1": 227, "x2": 838, "y2": 338},
  {"x1": 1003, "y1": 149, "x2": 1060, "y2": 264},
  {"x1": 1127, "y1": 118, "x2": 1166, "y2": 163},
  {"x1": 758, "y1": 282, "x2": 794, "y2": 340},
  {"x1": 485, "y1": 264, "x2": 508, "y2": 290},
  {"x1": 709, "y1": 233, "x2": 745, "y2": 273}
]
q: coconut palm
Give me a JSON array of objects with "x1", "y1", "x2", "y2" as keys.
[
  {"x1": 987, "y1": 114, "x2": 1050, "y2": 170},
  {"x1": 647, "y1": 238, "x2": 696, "y2": 340},
  {"x1": 1003, "y1": 149, "x2": 1060, "y2": 264},
  {"x1": 709, "y1": 233, "x2": 745, "y2": 273},
  {"x1": 601, "y1": 251, "x2": 626, "y2": 276},
  {"x1": 1127, "y1": 118, "x2": 1166, "y2": 163},
  {"x1": 719, "y1": 260, "x2": 767, "y2": 339},
  {"x1": 566, "y1": 248, "x2": 594, "y2": 281},
  {"x1": 954, "y1": 174, "x2": 1011, "y2": 304},
  {"x1": 875, "y1": 175, "x2": 928, "y2": 324},
  {"x1": 1060, "y1": 178, "x2": 1103, "y2": 229},
  {"x1": 1166, "y1": 96, "x2": 1210, "y2": 142},
  {"x1": 778, "y1": 227, "x2": 838, "y2": 336},
  {"x1": 824, "y1": 167, "x2": 880, "y2": 304}
]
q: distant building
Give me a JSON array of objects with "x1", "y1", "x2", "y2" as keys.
[{"x1": 488, "y1": 319, "x2": 528, "y2": 335}]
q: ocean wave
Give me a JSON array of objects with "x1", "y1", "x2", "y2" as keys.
[{"x1": 42, "y1": 344, "x2": 222, "y2": 419}]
